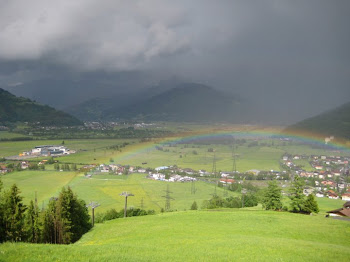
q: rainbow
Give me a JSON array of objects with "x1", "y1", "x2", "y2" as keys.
[{"x1": 115, "y1": 126, "x2": 350, "y2": 162}]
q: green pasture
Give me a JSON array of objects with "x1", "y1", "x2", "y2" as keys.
[
  {"x1": 1, "y1": 170, "x2": 344, "y2": 215},
  {"x1": 1, "y1": 136, "x2": 348, "y2": 173},
  {"x1": 0, "y1": 172, "x2": 238, "y2": 213},
  {"x1": 0, "y1": 139, "x2": 135, "y2": 163},
  {"x1": 0, "y1": 131, "x2": 29, "y2": 139},
  {"x1": 1, "y1": 171, "x2": 77, "y2": 206},
  {"x1": 115, "y1": 143, "x2": 285, "y2": 172},
  {"x1": 1, "y1": 210, "x2": 349, "y2": 261}
]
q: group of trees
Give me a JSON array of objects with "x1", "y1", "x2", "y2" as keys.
[
  {"x1": 201, "y1": 193, "x2": 258, "y2": 209},
  {"x1": 262, "y1": 177, "x2": 319, "y2": 214},
  {"x1": 94, "y1": 208, "x2": 155, "y2": 223},
  {"x1": 54, "y1": 163, "x2": 77, "y2": 171},
  {"x1": 0, "y1": 180, "x2": 91, "y2": 244}
]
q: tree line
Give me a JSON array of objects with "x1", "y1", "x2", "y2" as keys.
[
  {"x1": 262, "y1": 177, "x2": 319, "y2": 214},
  {"x1": 0, "y1": 180, "x2": 91, "y2": 244}
]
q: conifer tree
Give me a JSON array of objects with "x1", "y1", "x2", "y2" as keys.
[
  {"x1": 304, "y1": 194, "x2": 319, "y2": 214},
  {"x1": 289, "y1": 176, "x2": 306, "y2": 213},
  {"x1": 24, "y1": 200, "x2": 41, "y2": 243},
  {"x1": 3, "y1": 184, "x2": 27, "y2": 241},
  {"x1": 0, "y1": 178, "x2": 5, "y2": 242},
  {"x1": 190, "y1": 201, "x2": 198, "y2": 210},
  {"x1": 42, "y1": 198, "x2": 58, "y2": 244},
  {"x1": 262, "y1": 181, "x2": 282, "y2": 211}
]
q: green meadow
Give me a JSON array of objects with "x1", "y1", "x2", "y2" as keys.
[
  {"x1": 1, "y1": 210, "x2": 349, "y2": 262},
  {"x1": 1, "y1": 172, "x2": 239, "y2": 213},
  {"x1": 0, "y1": 138, "x2": 135, "y2": 164},
  {"x1": 0, "y1": 170, "x2": 344, "y2": 216},
  {"x1": 1, "y1": 135, "x2": 347, "y2": 172}
]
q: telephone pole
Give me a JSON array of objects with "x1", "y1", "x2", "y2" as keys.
[
  {"x1": 120, "y1": 192, "x2": 134, "y2": 218},
  {"x1": 86, "y1": 201, "x2": 100, "y2": 226}
]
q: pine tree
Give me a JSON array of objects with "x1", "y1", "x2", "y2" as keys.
[
  {"x1": 304, "y1": 194, "x2": 319, "y2": 214},
  {"x1": 289, "y1": 176, "x2": 306, "y2": 213},
  {"x1": 3, "y1": 184, "x2": 27, "y2": 241},
  {"x1": 42, "y1": 198, "x2": 58, "y2": 244},
  {"x1": 0, "y1": 178, "x2": 5, "y2": 242},
  {"x1": 190, "y1": 201, "x2": 198, "y2": 210},
  {"x1": 262, "y1": 181, "x2": 282, "y2": 211},
  {"x1": 24, "y1": 200, "x2": 41, "y2": 243}
]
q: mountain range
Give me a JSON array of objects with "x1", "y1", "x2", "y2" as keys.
[
  {"x1": 0, "y1": 88, "x2": 82, "y2": 126},
  {"x1": 285, "y1": 101, "x2": 350, "y2": 139},
  {"x1": 65, "y1": 83, "x2": 250, "y2": 123}
]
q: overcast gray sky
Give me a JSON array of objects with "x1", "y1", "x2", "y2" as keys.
[{"x1": 0, "y1": 0, "x2": 349, "y2": 124}]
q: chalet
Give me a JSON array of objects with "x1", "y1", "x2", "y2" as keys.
[
  {"x1": 155, "y1": 166, "x2": 169, "y2": 171},
  {"x1": 0, "y1": 164, "x2": 9, "y2": 174},
  {"x1": 99, "y1": 164, "x2": 110, "y2": 173},
  {"x1": 315, "y1": 191, "x2": 324, "y2": 198},
  {"x1": 219, "y1": 178, "x2": 235, "y2": 184},
  {"x1": 321, "y1": 180, "x2": 336, "y2": 187},
  {"x1": 342, "y1": 193, "x2": 350, "y2": 201},
  {"x1": 326, "y1": 190, "x2": 339, "y2": 199},
  {"x1": 327, "y1": 201, "x2": 350, "y2": 218},
  {"x1": 21, "y1": 161, "x2": 29, "y2": 169},
  {"x1": 182, "y1": 168, "x2": 195, "y2": 175}
]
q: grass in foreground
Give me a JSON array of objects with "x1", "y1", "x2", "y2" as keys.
[{"x1": 0, "y1": 210, "x2": 349, "y2": 261}]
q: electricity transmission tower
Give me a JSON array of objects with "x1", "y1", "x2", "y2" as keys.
[
  {"x1": 191, "y1": 180, "x2": 197, "y2": 195},
  {"x1": 162, "y1": 185, "x2": 174, "y2": 211},
  {"x1": 140, "y1": 197, "x2": 144, "y2": 209},
  {"x1": 212, "y1": 151, "x2": 217, "y2": 177},
  {"x1": 231, "y1": 139, "x2": 237, "y2": 174}
]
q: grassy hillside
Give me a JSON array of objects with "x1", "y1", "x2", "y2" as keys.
[
  {"x1": 0, "y1": 88, "x2": 82, "y2": 126},
  {"x1": 285, "y1": 101, "x2": 350, "y2": 139},
  {"x1": 1, "y1": 210, "x2": 349, "y2": 261}
]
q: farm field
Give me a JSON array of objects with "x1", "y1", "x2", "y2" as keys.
[
  {"x1": 1, "y1": 210, "x2": 349, "y2": 261},
  {"x1": 0, "y1": 131, "x2": 29, "y2": 140},
  {"x1": 0, "y1": 170, "x2": 344, "y2": 215},
  {"x1": 0, "y1": 172, "x2": 239, "y2": 213},
  {"x1": 1, "y1": 131, "x2": 349, "y2": 173},
  {"x1": 0, "y1": 138, "x2": 135, "y2": 163}
]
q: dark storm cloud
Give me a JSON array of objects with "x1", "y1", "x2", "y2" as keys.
[{"x1": 0, "y1": 0, "x2": 349, "y2": 123}]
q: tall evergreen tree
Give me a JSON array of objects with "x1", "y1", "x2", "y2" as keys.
[
  {"x1": 24, "y1": 200, "x2": 41, "y2": 243},
  {"x1": 304, "y1": 194, "x2": 319, "y2": 214},
  {"x1": 0, "y1": 178, "x2": 5, "y2": 242},
  {"x1": 42, "y1": 198, "x2": 58, "y2": 244},
  {"x1": 3, "y1": 184, "x2": 27, "y2": 241},
  {"x1": 190, "y1": 201, "x2": 198, "y2": 210},
  {"x1": 42, "y1": 187, "x2": 91, "y2": 244},
  {"x1": 262, "y1": 181, "x2": 282, "y2": 211},
  {"x1": 289, "y1": 176, "x2": 306, "y2": 213}
]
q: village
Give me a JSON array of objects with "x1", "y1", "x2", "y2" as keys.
[
  {"x1": 82, "y1": 152, "x2": 350, "y2": 201},
  {"x1": 1, "y1": 144, "x2": 349, "y2": 201}
]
